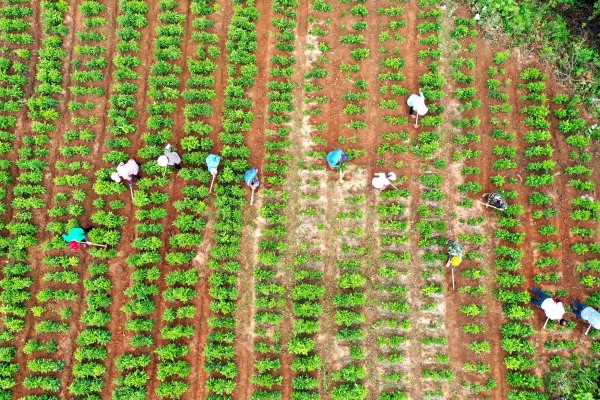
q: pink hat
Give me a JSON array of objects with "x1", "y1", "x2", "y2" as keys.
[{"x1": 69, "y1": 241, "x2": 80, "y2": 250}]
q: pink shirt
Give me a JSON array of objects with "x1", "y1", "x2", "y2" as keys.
[{"x1": 116, "y1": 160, "x2": 139, "y2": 181}]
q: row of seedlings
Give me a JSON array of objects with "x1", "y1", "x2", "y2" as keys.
[
  {"x1": 202, "y1": 1, "x2": 258, "y2": 398},
  {"x1": 414, "y1": 0, "x2": 454, "y2": 398},
  {"x1": 445, "y1": 13, "x2": 497, "y2": 397},
  {"x1": 328, "y1": 1, "x2": 372, "y2": 398},
  {"x1": 487, "y1": 65, "x2": 540, "y2": 400},
  {"x1": 519, "y1": 67, "x2": 570, "y2": 351},
  {"x1": 371, "y1": 2, "x2": 413, "y2": 398},
  {"x1": 0, "y1": 0, "x2": 35, "y2": 397},
  {"x1": 250, "y1": 0, "x2": 298, "y2": 398},
  {"x1": 285, "y1": 1, "x2": 335, "y2": 397},
  {"x1": 150, "y1": 0, "x2": 222, "y2": 399},
  {"x1": 135, "y1": 0, "x2": 199, "y2": 398},
  {"x1": 15, "y1": 0, "x2": 70, "y2": 398},
  {"x1": 57, "y1": 1, "x2": 117, "y2": 398},
  {"x1": 104, "y1": 0, "x2": 151, "y2": 399},
  {"x1": 553, "y1": 95, "x2": 600, "y2": 339},
  {"x1": 484, "y1": 56, "x2": 542, "y2": 400}
]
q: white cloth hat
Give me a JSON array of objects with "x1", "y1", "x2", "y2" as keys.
[
  {"x1": 387, "y1": 172, "x2": 397, "y2": 181},
  {"x1": 157, "y1": 155, "x2": 169, "y2": 167},
  {"x1": 111, "y1": 172, "x2": 121, "y2": 183},
  {"x1": 415, "y1": 101, "x2": 428, "y2": 116},
  {"x1": 210, "y1": 168, "x2": 218, "y2": 176}
]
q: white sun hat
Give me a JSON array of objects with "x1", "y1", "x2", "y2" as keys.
[
  {"x1": 387, "y1": 172, "x2": 397, "y2": 181},
  {"x1": 415, "y1": 100, "x2": 429, "y2": 116},
  {"x1": 157, "y1": 155, "x2": 169, "y2": 167},
  {"x1": 110, "y1": 172, "x2": 122, "y2": 183}
]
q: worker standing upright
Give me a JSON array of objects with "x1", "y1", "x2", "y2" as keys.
[
  {"x1": 530, "y1": 287, "x2": 567, "y2": 327},
  {"x1": 407, "y1": 88, "x2": 428, "y2": 128}
]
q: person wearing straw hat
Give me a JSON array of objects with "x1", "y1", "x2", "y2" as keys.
[
  {"x1": 326, "y1": 149, "x2": 348, "y2": 169},
  {"x1": 372, "y1": 173, "x2": 392, "y2": 190},
  {"x1": 530, "y1": 287, "x2": 567, "y2": 326},
  {"x1": 158, "y1": 144, "x2": 182, "y2": 170},
  {"x1": 111, "y1": 159, "x2": 140, "y2": 185},
  {"x1": 407, "y1": 88, "x2": 428, "y2": 128},
  {"x1": 571, "y1": 301, "x2": 600, "y2": 330}
]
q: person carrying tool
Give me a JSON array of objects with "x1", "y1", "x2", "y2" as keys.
[
  {"x1": 407, "y1": 88, "x2": 428, "y2": 128},
  {"x1": 111, "y1": 159, "x2": 140, "y2": 185},
  {"x1": 571, "y1": 301, "x2": 600, "y2": 332},
  {"x1": 372, "y1": 172, "x2": 397, "y2": 191},
  {"x1": 158, "y1": 144, "x2": 182, "y2": 170},
  {"x1": 530, "y1": 287, "x2": 567, "y2": 327},
  {"x1": 482, "y1": 192, "x2": 508, "y2": 210},
  {"x1": 206, "y1": 154, "x2": 221, "y2": 193},
  {"x1": 244, "y1": 168, "x2": 260, "y2": 205},
  {"x1": 446, "y1": 240, "x2": 463, "y2": 267},
  {"x1": 326, "y1": 149, "x2": 348, "y2": 169},
  {"x1": 445, "y1": 239, "x2": 463, "y2": 289}
]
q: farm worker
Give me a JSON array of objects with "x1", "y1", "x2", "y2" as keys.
[
  {"x1": 446, "y1": 240, "x2": 463, "y2": 267},
  {"x1": 372, "y1": 172, "x2": 397, "y2": 190},
  {"x1": 206, "y1": 154, "x2": 220, "y2": 176},
  {"x1": 244, "y1": 168, "x2": 259, "y2": 205},
  {"x1": 483, "y1": 192, "x2": 508, "y2": 210},
  {"x1": 530, "y1": 287, "x2": 567, "y2": 326},
  {"x1": 571, "y1": 302, "x2": 600, "y2": 330},
  {"x1": 407, "y1": 88, "x2": 428, "y2": 127},
  {"x1": 111, "y1": 159, "x2": 140, "y2": 185},
  {"x1": 206, "y1": 154, "x2": 220, "y2": 193},
  {"x1": 326, "y1": 149, "x2": 348, "y2": 169},
  {"x1": 62, "y1": 226, "x2": 89, "y2": 250},
  {"x1": 158, "y1": 144, "x2": 182, "y2": 170}
]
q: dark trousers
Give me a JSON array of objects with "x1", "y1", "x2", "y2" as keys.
[
  {"x1": 409, "y1": 106, "x2": 414, "y2": 115},
  {"x1": 174, "y1": 163, "x2": 182, "y2": 170},
  {"x1": 571, "y1": 301, "x2": 588, "y2": 318},
  {"x1": 530, "y1": 286, "x2": 551, "y2": 308}
]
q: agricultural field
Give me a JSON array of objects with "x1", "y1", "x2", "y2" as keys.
[{"x1": 0, "y1": 0, "x2": 599, "y2": 399}]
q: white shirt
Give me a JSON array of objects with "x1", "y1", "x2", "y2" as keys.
[
  {"x1": 541, "y1": 298, "x2": 565, "y2": 320},
  {"x1": 116, "y1": 160, "x2": 139, "y2": 181},
  {"x1": 164, "y1": 149, "x2": 181, "y2": 165},
  {"x1": 372, "y1": 173, "x2": 390, "y2": 190}
]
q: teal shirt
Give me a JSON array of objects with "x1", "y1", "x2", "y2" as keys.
[
  {"x1": 62, "y1": 227, "x2": 85, "y2": 243},
  {"x1": 407, "y1": 92, "x2": 425, "y2": 108}
]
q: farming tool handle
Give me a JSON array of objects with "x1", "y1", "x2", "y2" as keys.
[
  {"x1": 250, "y1": 186, "x2": 255, "y2": 205},
  {"x1": 542, "y1": 317, "x2": 549, "y2": 329},
  {"x1": 585, "y1": 324, "x2": 592, "y2": 335},
  {"x1": 76, "y1": 240, "x2": 107, "y2": 248},
  {"x1": 477, "y1": 200, "x2": 504, "y2": 211},
  {"x1": 129, "y1": 184, "x2": 134, "y2": 201},
  {"x1": 209, "y1": 174, "x2": 216, "y2": 193}
]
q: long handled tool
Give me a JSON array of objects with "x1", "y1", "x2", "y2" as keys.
[
  {"x1": 585, "y1": 324, "x2": 592, "y2": 335},
  {"x1": 162, "y1": 166, "x2": 168, "y2": 178},
  {"x1": 414, "y1": 113, "x2": 420, "y2": 128},
  {"x1": 542, "y1": 317, "x2": 550, "y2": 329},
  {"x1": 250, "y1": 186, "x2": 256, "y2": 205},
  {"x1": 129, "y1": 184, "x2": 134, "y2": 201},
  {"x1": 339, "y1": 164, "x2": 344, "y2": 182},
  {"x1": 209, "y1": 174, "x2": 216, "y2": 193},
  {"x1": 76, "y1": 240, "x2": 107, "y2": 248},
  {"x1": 445, "y1": 259, "x2": 456, "y2": 290},
  {"x1": 477, "y1": 200, "x2": 505, "y2": 211}
]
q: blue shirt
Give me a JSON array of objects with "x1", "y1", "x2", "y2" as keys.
[
  {"x1": 581, "y1": 306, "x2": 600, "y2": 329},
  {"x1": 62, "y1": 227, "x2": 85, "y2": 243},
  {"x1": 326, "y1": 149, "x2": 343, "y2": 168}
]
